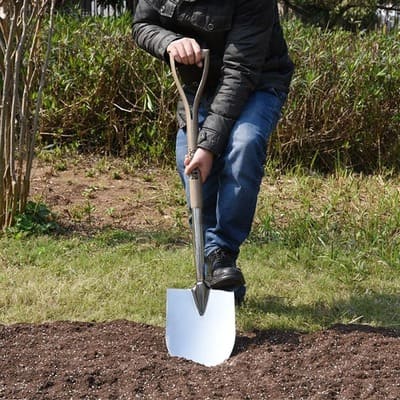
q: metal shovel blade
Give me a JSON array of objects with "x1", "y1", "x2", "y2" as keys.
[{"x1": 166, "y1": 288, "x2": 235, "y2": 367}]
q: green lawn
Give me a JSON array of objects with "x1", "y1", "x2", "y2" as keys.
[{"x1": 1, "y1": 167, "x2": 399, "y2": 332}]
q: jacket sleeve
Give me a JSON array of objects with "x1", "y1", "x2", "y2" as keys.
[
  {"x1": 132, "y1": 0, "x2": 183, "y2": 62},
  {"x1": 197, "y1": 0, "x2": 276, "y2": 156}
]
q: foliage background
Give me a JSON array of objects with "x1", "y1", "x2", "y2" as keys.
[
  {"x1": 282, "y1": 0, "x2": 400, "y2": 30},
  {"x1": 40, "y1": 13, "x2": 400, "y2": 172}
]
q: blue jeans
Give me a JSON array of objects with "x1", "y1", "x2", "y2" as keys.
[{"x1": 176, "y1": 89, "x2": 287, "y2": 258}]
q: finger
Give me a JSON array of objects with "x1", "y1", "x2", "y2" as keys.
[
  {"x1": 184, "y1": 162, "x2": 194, "y2": 176},
  {"x1": 181, "y1": 39, "x2": 196, "y2": 65},
  {"x1": 168, "y1": 41, "x2": 189, "y2": 65},
  {"x1": 191, "y1": 42, "x2": 203, "y2": 67},
  {"x1": 168, "y1": 40, "x2": 188, "y2": 64},
  {"x1": 167, "y1": 46, "x2": 182, "y2": 64},
  {"x1": 184, "y1": 154, "x2": 190, "y2": 166},
  {"x1": 173, "y1": 42, "x2": 187, "y2": 64},
  {"x1": 184, "y1": 157, "x2": 197, "y2": 176}
]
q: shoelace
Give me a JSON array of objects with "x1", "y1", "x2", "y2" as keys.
[{"x1": 212, "y1": 249, "x2": 234, "y2": 267}]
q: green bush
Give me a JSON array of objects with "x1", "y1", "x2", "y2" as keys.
[
  {"x1": 41, "y1": 15, "x2": 400, "y2": 172},
  {"x1": 42, "y1": 13, "x2": 177, "y2": 163},
  {"x1": 275, "y1": 19, "x2": 400, "y2": 172},
  {"x1": 284, "y1": 0, "x2": 380, "y2": 30}
]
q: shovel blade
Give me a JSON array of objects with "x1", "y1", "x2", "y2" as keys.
[{"x1": 166, "y1": 288, "x2": 235, "y2": 367}]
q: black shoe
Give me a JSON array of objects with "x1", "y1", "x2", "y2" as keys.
[
  {"x1": 206, "y1": 248, "x2": 245, "y2": 290},
  {"x1": 232, "y1": 285, "x2": 246, "y2": 307}
]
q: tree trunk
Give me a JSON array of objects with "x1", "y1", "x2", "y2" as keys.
[{"x1": 0, "y1": 0, "x2": 55, "y2": 231}]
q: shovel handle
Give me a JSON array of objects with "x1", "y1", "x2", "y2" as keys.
[
  {"x1": 169, "y1": 49, "x2": 210, "y2": 155},
  {"x1": 169, "y1": 50, "x2": 210, "y2": 284}
]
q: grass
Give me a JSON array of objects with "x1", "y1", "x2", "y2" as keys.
[{"x1": 1, "y1": 165, "x2": 399, "y2": 332}]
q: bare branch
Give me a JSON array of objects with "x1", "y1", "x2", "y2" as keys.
[
  {"x1": 25, "y1": 0, "x2": 56, "y2": 203},
  {"x1": 1, "y1": 0, "x2": 54, "y2": 229}
]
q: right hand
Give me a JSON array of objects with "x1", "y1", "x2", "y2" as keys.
[
  {"x1": 167, "y1": 38, "x2": 203, "y2": 67},
  {"x1": 184, "y1": 147, "x2": 214, "y2": 183}
]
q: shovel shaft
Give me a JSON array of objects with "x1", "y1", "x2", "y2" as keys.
[
  {"x1": 191, "y1": 207, "x2": 204, "y2": 282},
  {"x1": 170, "y1": 50, "x2": 210, "y2": 284}
]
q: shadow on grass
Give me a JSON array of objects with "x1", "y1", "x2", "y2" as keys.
[
  {"x1": 243, "y1": 292, "x2": 400, "y2": 331},
  {"x1": 51, "y1": 221, "x2": 190, "y2": 249},
  {"x1": 92, "y1": 228, "x2": 189, "y2": 249}
]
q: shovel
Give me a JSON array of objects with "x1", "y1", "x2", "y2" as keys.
[{"x1": 166, "y1": 50, "x2": 236, "y2": 367}]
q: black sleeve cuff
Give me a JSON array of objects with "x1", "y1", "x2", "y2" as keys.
[{"x1": 197, "y1": 113, "x2": 236, "y2": 157}]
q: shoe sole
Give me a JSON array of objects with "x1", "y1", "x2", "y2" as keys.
[
  {"x1": 211, "y1": 285, "x2": 246, "y2": 306},
  {"x1": 210, "y1": 270, "x2": 245, "y2": 290}
]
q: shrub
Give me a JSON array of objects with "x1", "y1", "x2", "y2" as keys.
[
  {"x1": 41, "y1": 13, "x2": 177, "y2": 163},
  {"x1": 41, "y1": 15, "x2": 400, "y2": 172},
  {"x1": 274, "y1": 20, "x2": 400, "y2": 172}
]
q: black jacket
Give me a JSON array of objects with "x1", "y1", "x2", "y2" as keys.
[{"x1": 133, "y1": 0, "x2": 294, "y2": 156}]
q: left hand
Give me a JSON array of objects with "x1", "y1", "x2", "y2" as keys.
[
  {"x1": 184, "y1": 148, "x2": 214, "y2": 183},
  {"x1": 167, "y1": 37, "x2": 203, "y2": 67}
]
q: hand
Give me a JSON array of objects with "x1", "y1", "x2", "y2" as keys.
[
  {"x1": 167, "y1": 38, "x2": 203, "y2": 67},
  {"x1": 184, "y1": 148, "x2": 214, "y2": 183}
]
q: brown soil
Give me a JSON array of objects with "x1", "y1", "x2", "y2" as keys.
[
  {"x1": 1, "y1": 156, "x2": 399, "y2": 399},
  {"x1": 1, "y1": 321, "x2": 399, "y2": 399},
  {"x1": 29, "y1": 156, "x2": 186, "y2": 235}
]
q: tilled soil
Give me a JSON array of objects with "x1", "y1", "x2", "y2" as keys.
[{"x1": 1, "y1": 320, "x2": 399, "y2": 399}]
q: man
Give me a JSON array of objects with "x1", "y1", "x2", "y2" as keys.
[{"x1": 133, "y1": 0, "x2": 294, "y2": 303}]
